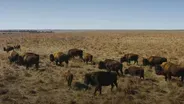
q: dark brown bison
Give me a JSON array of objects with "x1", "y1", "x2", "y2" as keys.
[
  {"x1": 124, "y1": 66, "x2": 144, "y2": 79},
  {"x1": 64, "y1": 70, "x2": 73, "y2": 88},
  {"x1": 83, "y1": 53, "x2": 93, "y2": 64},
  {"x1": 3, "y1": 46, "x2": 14, "y2": 53},
  {"x1": 155, "y1": 62, "x2": 184, "y2": 81},
  {"x1": 120, "y1": 53, "x2": 139, "y2": 65},
  {"x1": 68, "y1": 48, "x2": 83, "y2": 59},
  {"x1": 8, "y1": 50, "x2": 19, "y2": 63},
  {"x1": 143, "y1": 56, "x2": 167, "y2": 68},
  {"x1": 49, "y1": 52, "x2": 69, "y2": 66},
  {"x1": 17, "y1": 53, "x2": 39, "y2": 70},
  {"x1": 98, "y1": 59, "x2": 123, "y2": 76},
  {"x1": 84, "y1": 71, "x2": 118, "y2": 95}
]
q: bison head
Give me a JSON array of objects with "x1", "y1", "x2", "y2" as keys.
[
  {"x1": 155, "y1": 65, "x2": 164, "y2": 75},
  {"x1": 84, "y1": 73, "x2": 91, "y2": 86},
  {"x1": 49, "y1": 54, "x2": 55, "y2": 62},
  {"x1": 120, "y1": 57, "x2": 127, "y2": 63},
  {"x1": 84, "y1": 73, "x2": 96, "y2": 86},
  {"x1": 143, "y1": 58, "x2": 149, "y2": 66},
  {"x1": 161, "y1": 58, "x2": 167, "y2": 63},
  {"x1": 124, "y1": 69, "x2": 129, "y2": 74},
  {"x1": 98, "y1": 61, "x2": 106, "y2": 69}
]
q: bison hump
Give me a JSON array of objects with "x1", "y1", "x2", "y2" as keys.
[{"x1": 53, "y1": 52, "x2": 63, "y2": 58}]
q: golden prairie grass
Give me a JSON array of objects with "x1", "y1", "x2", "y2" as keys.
[{"x1": 1, "y1": 31, "x2": 184, "y2": 104}]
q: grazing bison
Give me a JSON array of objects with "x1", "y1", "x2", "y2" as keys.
[
  {"x1": 84, "y1": 71, "x2": 118, "y2": 95},
  {"x1": 120, "y1": 53, "x2": 139, "y2": 65},
  {"x1": 83, "y1": 53, "x2": 93, "y2": 64},
  {"x1": 3, "y1": 46, "x2": 14, "y2": 53},
  {"x1": 17, "y1": 53, "x2": 39, "y2": 70},
  {"x1": 143, "y1": 56, "x2": 167, "y2": 68},
  {"x1": 8, "y1": 50, "x2": 19, "y2": 63},
  {"x1": 98, "y1": 59, "x2": 123, "y2": 76},
  {"x1": 64, "y1": 70, "x2": 73, "y2": 88},
  {"x1": 68, "y1": 48, "x2": 83, "y2": 59},
  {"x1": 49, "y1": 52, "x2": 69, "y2": 66},
  {"x1": 155, "y1": 62, "x2": 184, "y2": 81},
  {"x1": 124, "y1": 66, "x2": 144, "y2": 79}
]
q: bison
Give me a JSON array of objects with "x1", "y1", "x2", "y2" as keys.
[
  {"x1": 84, "y1": 71, "x2": 118, "y2": 95},
  {"x1": 98, "y1": 59, "x2": 123, "y2": 76},
  {"x1": 83, "y1": 53, "x2": 93, "y2": 64},
  {"x1": 17, "y1": 53, "x2": 39, "y2": 70},
  {"x1": 120, "y1": 53, "x2": 139, "y2": 65},
  {"x1": 143, "y1": 56, "x2": 167, "y2": 69},
  {"x1": 155, "y1": 62, "x2": 184, "y2": 81},
  {"x1": 124, "y1": 66, "x2": 144, "y2": 79},
  {"x1": 3, "y1": 46, "x2": 14, "y2": 53},
  {"x1": 68, "y1": 48, "x2": 83, "y2": 59},
  {"x1": 49, "y1": 52, "x2": 69, "y2": 66},
  {"x1": 64, "y1": 70, "x2": 73, "y2": 88}
]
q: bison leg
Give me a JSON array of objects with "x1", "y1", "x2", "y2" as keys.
[
  {"x1": 55, "y1": 60, "x2": 59, "y2": 65},
  {"x1": 136, "y1": 60, "x2": 138, "y2": 65},
  {"x1": 140, "y1": 75, "x2": 144, "y2": 79},
  {"x1": 120, "y1": 69, "x2": 123, "y2": 75},
  {"x1": 116, "y1": 70, "x2": 120, "y2": 76},
  {"x1": 26, "y1": 64, "x2": 29, "y2": 70},
  {"x1": 111, "y1": 83, "x2": 114, "y2": 91},
  {"x1": 127, "y1": 60, "x2": 131, "y2": 65},
  {"x1": 168, "y1": 73, "x2": 172, "y2": 81},
  {"x1": 164, "y1": 74, "x2": 168, "y2": 81},
  {"x1": 181, "y1": 76, "x2": 184, "y2": 82},
  {"x1": 114, "y1": 81, "x2": 118, "y2": 88},
  {"x1": 99, "y1": 86, "x2": 102, "y2": 95},
  {"x1": 35, "y1": 63, "x2": 39, "y2": 70},
  {"x1": 94, "y1": 86, "x2": 99, "y2": 95}
]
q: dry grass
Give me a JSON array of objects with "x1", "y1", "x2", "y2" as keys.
[{"x1": 1, "y1": 31, "x2": 184, "y2": 104}]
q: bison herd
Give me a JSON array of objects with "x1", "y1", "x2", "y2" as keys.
[{"x1": 3, "y1": 45, "x2": 184, "y2": 95}]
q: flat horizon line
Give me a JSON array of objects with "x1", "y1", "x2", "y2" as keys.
[{"x1": 0, "y1": 29, "x2": 184, "y2": 31}]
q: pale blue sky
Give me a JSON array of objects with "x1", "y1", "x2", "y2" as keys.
[{"x1": 0, "y1": 0, "x2": 184, "y2": 29}]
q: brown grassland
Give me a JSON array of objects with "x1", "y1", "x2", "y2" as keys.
[{"x1": 1, "y1": 31, "x2": 184, "y2": 104}]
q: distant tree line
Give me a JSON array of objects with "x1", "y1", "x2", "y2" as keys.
[{"x1": 0, "y1": 30, "x2": 53, "y2": 33}]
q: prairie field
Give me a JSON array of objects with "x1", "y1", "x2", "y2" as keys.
[{"x1": 1, "y1": 31, "x2": 184, "y2": 104}]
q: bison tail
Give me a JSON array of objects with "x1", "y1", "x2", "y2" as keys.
[{"x1": 120, "y1": 64, "x2": 123, "y2": 75}]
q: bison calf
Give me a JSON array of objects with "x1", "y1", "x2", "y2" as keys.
[
  {"x1": 50, "y1": 52, "x2": 69, "y2": 67},
  {"x1": 84, "y1": 71, "x2": 118, "y2": 95},
  {"x1": 64, "y1": 70, "x2": 73, "y2": 88},
  {"x1": 83, "y1": 53, "x2": 93, "y2": 64},
  {"x1": 124, "y1": 66, "x2": 144, "y2": 79},
  {"x1": 98, "y1": 59, "x2": 123, "y2": 76}
]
